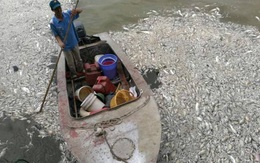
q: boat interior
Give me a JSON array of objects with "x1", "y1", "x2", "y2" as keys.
[{"x1": 65, "y1": 35, "x2": 141, "y2": 119}]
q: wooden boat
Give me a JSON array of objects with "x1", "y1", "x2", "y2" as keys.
[{"x1": 57, "y1": 31, "x2": 161, "y2": 162}]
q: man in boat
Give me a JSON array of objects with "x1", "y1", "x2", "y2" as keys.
[{"x1": 49, "y1": 0, "x2": 84, "y2": 78}]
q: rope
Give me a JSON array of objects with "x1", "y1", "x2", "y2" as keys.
[
  {"x1": 94, "y1": 118, "x2": 122, "y2": 129},
  {"x1": 103, "y1": 133, "x2": 129, "y2": 163},
  {"x1": 67, "y1": 96, "x2": 151, "y2": 162}
]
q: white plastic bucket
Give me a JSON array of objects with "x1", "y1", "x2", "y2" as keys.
[
  {"x1": 81, "y1": 93, "x2": 95, "y2": 109},
  {"x1": 87, "y1": 96, "x2": 105, "y2": 112},
  {"x1": 80, "y1": 93, "x2": 105, "y2": 112},
  {"x1": 79, "y1": 108, "x2": 91, "y2": 117},
  {"x1": 75, "y1": 86, "x2": 94, "y2": 102}
]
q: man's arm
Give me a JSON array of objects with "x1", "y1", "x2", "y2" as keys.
[{"x1": 50, "y1": 22, "x2": 65, "y2": 49}]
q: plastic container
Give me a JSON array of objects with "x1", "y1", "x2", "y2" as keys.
[
  {"x1": 75, "y1": 86, "x2": 94, "y2": 102},
  {"x1": 81, "y1": 93, "x2": 105, "y2": 112},
  {"x1": 95, "y1": 93, "x2": 105, "y2": 103},
  {"x1": 79, "y1": 108, "x2": 91, "y2": 117},
  {"x1": 92, "y1": 76, "x2": 116, "y2": 95},
  {"x1": 81, "y1": 93, "x2": 95, "y2": 109},
  {"x1": 110, "y1": 90, "x2": 135, "y2": 108},
  {"x1": 98, "y1": 54, "x2": 118, "y2": 79},
  {"x1": 84, "y1": 63, "x2": 101, "y2": 85}
]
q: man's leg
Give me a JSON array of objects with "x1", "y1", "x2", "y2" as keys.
[
  {"x1": 63, "y1": 50, "x2": 77, "y2": 76},
  {"x1": 72, "y1": 46, "x2": 84, "y2": 72}
]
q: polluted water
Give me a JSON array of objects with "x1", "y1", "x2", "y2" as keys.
[
  {"x1": 0, "y1": 115, "x2": 63, "y2": 163},
  {"x1": 141, "y1": 68, "x2": 161, "y2": 89}
]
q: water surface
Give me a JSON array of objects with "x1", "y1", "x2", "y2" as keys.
[{"x1": 78, "y1": 0, "x2": 260, "y2": 34}]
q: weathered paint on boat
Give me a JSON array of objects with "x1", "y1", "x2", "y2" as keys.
[{"x1": 57, "y1": 32, "x2": 161, "y2": 162}]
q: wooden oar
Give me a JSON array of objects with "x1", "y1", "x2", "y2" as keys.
[
  {"x1": 71, "y1": 79, "x2": 78, "y2": 118},
  {"x1": 36, "y1": 0, "x2": 80, "y2": 113}
]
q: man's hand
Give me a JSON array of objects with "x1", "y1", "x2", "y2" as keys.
[
  {"x1": 58, "y1": 41, "x2": 65, "y2": 49},
  {"x1": 71, "y1": 8, "x2": 82, "y2": 16}
]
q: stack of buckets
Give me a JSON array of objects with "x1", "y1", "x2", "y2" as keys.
[
  {"x1": 76, "y1": 54, "x2": 119, "y2": 115},
  {"x1": 80, "y1": 93, "x2": 105, "y2": 112},
  {"x1": 75, "y1": 86, "x2": 105, "y2": 113}
]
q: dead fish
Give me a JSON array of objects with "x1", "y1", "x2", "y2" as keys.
[
  {"x1": 229, "y1": 124, "x2": 237, "y2": 135},
  {"x1": 198, "y1": 149, "x2": 206, "y2": 155},
  {"x1": 195, "y1": 102, "x2": 200, "y2": 115},
  {"x1": 194, "y1": 7, "x2": 200, "y2": 11},
  {"x1": 229, "y1": 155, "x2": 236, "y2": 163},
  {"x1": 197, "y1": 117, "x2": 203, "y2": 121},
  {"x1": 216, "y1": 56, "x2": 219, "y2": 62},
  {"x1": 140, "y1": 30, "x2": 152, "y2": 34},
  {"x1": 122, "y1": 26, "x2": 129, "y2": 31},
  {"x1": 35, "y1": 41, "x2": 40, "y2": 48},
  {"x1": 163, "y1": 69, "x2": 169, "y2": 75},
  {"x1": 210, "y1": 7, "x2": 220, "y2": 13},
  {"x1": 177, "y1": 10, "x2": 183, "y2": 17},
  {"x1": 0, "y1": 147, "x2": 7, "y2": 158},
  {"x1": 170, "y1": 69, "x2": 175, "y2": 75},
  {"x1": 147, "y1": 10, "x2": 158, "y2": 15},
  {"x1": 21, "y1": 87, "x2": 30, "y2": 94},
  {"x1": 245, "y1": 51, "x2": 252, "y2": 54}
]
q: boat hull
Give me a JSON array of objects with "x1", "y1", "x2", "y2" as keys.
[{"x1": 57, "y1": 33, "x2": 161, "y2": 162}]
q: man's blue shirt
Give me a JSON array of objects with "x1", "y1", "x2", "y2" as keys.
[{"x1": 50, "y1": 10, "x2": 79, "y2": 51}]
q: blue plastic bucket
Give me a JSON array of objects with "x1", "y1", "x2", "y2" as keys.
[{"x1": 98, "y1": 54, "x2": 118, "y2": 79}]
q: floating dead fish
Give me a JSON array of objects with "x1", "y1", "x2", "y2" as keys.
[
  {"x1": 194, "y1": 7, "x2": 200, "y2": 11},
  {"x1": 139, "y1": 30, "x2": 152, "y2": 34},
  {"x1": 210, "y1": 7, "x2": 220, "y2": 12},
  {"x1": 122, "y1": 26, "x2": 129, "y2": 31},
  {"x1": 177, "y1": 10, "x2": 183, "y2": 17},
  {"x1": 0, "y1": 147, "x2": 7, "y2": 158}
]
